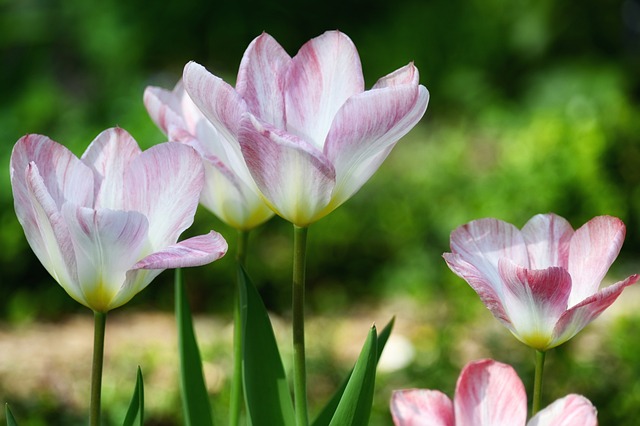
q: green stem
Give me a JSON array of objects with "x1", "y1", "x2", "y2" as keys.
[
  {"x1": 229, "y1": 230, "x2": 250, "y2": 426},
  {"x1": 90, "y1": 311, "x2": 107, "y2": 426},
  {"x1": 293, "y1": 225, "x2": 309, "y2": 426},
  {"x1": 532, "y1": 350, "x2": 546, "y2": 417}
]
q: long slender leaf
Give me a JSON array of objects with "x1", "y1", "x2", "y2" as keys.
[
  {"x1": 238, "y1": 266, "x2": 295, "y2": 426},
  {"x1": 312, "y1": 317, "x2": 394, "y2": 426},
  {"x1": 122, "y1": 367, "x2": 144, "y2": 426},
  {"x1": 175, "y1": 269, "x2": 214, "y2": 426},
  {"x1": 5, "y1": 404, "x2": 17, "y2": 426},
  {"x1": 327, "y1": 326, "x2": 377, "y2": 426}
]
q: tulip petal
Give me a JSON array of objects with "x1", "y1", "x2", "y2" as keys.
[
  {"x1": 521, "y1": 214, "x2": 574, "y2": 270},
  {"x1": 62, "y1": 204, "x2": 149, "y2": 312},
  {"x1": 567, "y1": 216, "x2": 626, "y2": 305},
  {"x1": 132, "y1": 230, "x2": 228, "y2": 270},
  {"x1": 373, "y1": 63, "x2": 421, "y2": 89},
  {"x1": 443, "y1": 253, "x2": 512, "y2": 329},
  {"x1": 144, "y1": 84, "x2": 189, "y2": 138},
  {"x1": 123, "y1": 142, "x2": 204, "y2": 249},
  {"x1": 527, "y1": 394, "x2": 597, "y2": 426},
  {"x1": 239, "y1": 113, "x2": 336, "y2": 226},
  {"x1": 81, "y1": 128, "x2": 142, "y2": 210},
  {"x1": 447, "y1": 218, "x2": 530, "y2": 292},
  {"x1": 390, "y1": 389, "x2": 454, "y2": 426},
  {"x1": 454, "y1": 359, "x2": 527, "y2": 426},
  {"x1": 22, "y1": 163, "x2": 83, "y2": 304},
  {"x1": 551, "y1": 274, "x2": 639, "y2": 348},
  {"x1": 285, "y1": 30, "x2": 365, "y2": 147},
  {"x1": 183, "y1": 61, "x2": 248, "y2": 144},
  {"x1": 498, "y1": 259, "x2": 572, "y2": 350},
  {"x1": 236, "y1": 32, "x2": 290, "y2": 128},
  {"x1": 324, "y1": 73, "x2": 428, "y2": 209}
]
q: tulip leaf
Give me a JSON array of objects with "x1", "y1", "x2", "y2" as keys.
[
  {"x1": 238, "y1": 266, "x2": 295, "y2": 426},
  {"x1": 122, "y1": 367, "x2": 144, "y2": 426},
  {"x1": 175, "y1": 269, "x2": 214, "y2": 426},
  {"x1": 327, "y1": 325, "x2": 377, "y2": 426},
  {"x1": 5, "y1": 404, "x2": 18, "y2": 426},
  {"x1": 312, "y1": 317, "x2": 394, "y2": 426}
]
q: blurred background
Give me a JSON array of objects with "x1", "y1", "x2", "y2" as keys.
[{"x1": 1, "y1": 0, "x2": 640, "y2": 424}]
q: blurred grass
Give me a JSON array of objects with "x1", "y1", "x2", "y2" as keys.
[{"x1": 2, "y1": 0, "x2": 640, "y2": 424}]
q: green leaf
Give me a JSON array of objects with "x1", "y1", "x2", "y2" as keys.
[
  {"x1": 175, "y1": 269, "x2": 214, "y2": 426},
  {"x1": 238, "y1": 266, "x2": 295, "y2": 426},
  {"x1": 122, "y1": 367, "x2": 144, "y2": 426},
  {"x1": 5, "y1": 404, "x2": 18, "y2": 426},
  {"x1": 327, "y1": 325, "x2": 378, "y2": 426},
  {"x1": 312, "y1": 317, "x2": 394, "y2": 426}
]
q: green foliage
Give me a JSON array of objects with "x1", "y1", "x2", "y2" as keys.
[
  {"x1": 5, "y1": 405, "x2": 18, "y2": 426},
  {"x1": 121, "y1": 368, "x2": 144, "y2": 426}
]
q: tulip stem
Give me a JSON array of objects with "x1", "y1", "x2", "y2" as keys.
[
  {"x1": 293, "y1": 225, "x2": 309, "y2": 426},
  {"x1": 532, "y1": 350, "x2": 546, "y2": 417},
  {"x1": 229, "y1": 229, "x2": 250, "y2": 426},
  {"x1": 90, "y1": 311, "x2": 107, "y2": 426}
]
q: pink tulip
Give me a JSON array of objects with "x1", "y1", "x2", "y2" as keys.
[
  {"x1": 443, "y1": 213, "x2": 638, "y2": 350},
  {"x1": 182, "y1": 30, "x2": 429, "y2": 226},
  {"x1": 391, "y1": 359, "x2": 598, "y2": 426},
  {"x1": 144, "y1": 82, "x2": 275, "y2": 230},
  {"x1": 10, "y1": 128, "x2": 228, "y2": 312}
]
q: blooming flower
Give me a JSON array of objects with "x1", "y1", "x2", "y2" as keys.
[
  {"x1": 443, "y1": 213, "x2": 638, "y2": 351},
  {"x1": 144, "y1": 82, "x2": 275, "y2": 230},
  {"x1": 391, "y1": 359, "x2": 598, "y2": 426},
  {"x1": 182, "y1": 30, "x2": 429, "y2": 226},
  {"x1": 10, "y1": 128, "x2": 228, "y2": 312}
]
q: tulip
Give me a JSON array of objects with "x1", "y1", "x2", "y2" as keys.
[
  {"x1": 144, "y1": 82, "x2": 274, "y2": 230},
  {"x1": 391, "y1": 359, "x2": 598, "y2": 426},
  {"x1": 443, "y1": 213, "x2": 638, "y2": 351},
  {"x1": 182, "y1": 30, "x2": 429, "y2": 226},
  {"x1": 10, "y1": 128, "x2": 228, "y2": 313}
]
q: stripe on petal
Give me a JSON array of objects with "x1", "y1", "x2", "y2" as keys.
[
  {"x1": 133, "y1": 231, "x2": 228, "y2": 270},
  {"x1": 239, "y1": 113, "x2": 336, "y2": 226},
  {"x1": 285, "y1": 30, "x2": 365, "y2": 148},
  {"x1": 527, "y1": 394, "x2": 597, "y2": 426},
  {"x1": 521, "y1": 213, "x2": 573, "y2": 270},
  {"x1": 455, "y1": 359, "x2": 527, "y2": 426},
  {"x1": 325, "y1": 81, "x2": 428, "y2": 210},
  {"x1": 390, "y1": 389, "x2": 454, "y2": 426},
  {"x1": 236, "y1": 32, "x2": 290, "y2": 128},
  {"x1": 498, "y1": 259, "x2": 572, "y2": 350},
  {"x1": 551, "y1": 274, "x2": 639, "y2": 349},
  {"x1": 567, "y1": 216, "x2": 626, "y2": 306}
]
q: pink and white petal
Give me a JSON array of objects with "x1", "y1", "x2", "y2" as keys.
[
  {"x1": 11, "y1": 134, "x2": 94, "y2": 211},
  {"x1": 22, "y1": 164, "x2": 82, "y2": 304},
  {"x1": 133, "y1": 231, "x2": 227, "y2": 270},
  {"x1": 498, "y1": 259, "x2": 572, "y2": 350},
  {"x1": 443, "y1": 253, "x2": 513, "y2": 330},
  {"x1": 285, "y1": 30, "x2": 365, "y2": 148},
  {"x1": 199, "y1": 155, "x2": 274, "y2": 230},
  {"x1": 372, "y1": 62, "x2": 421, "y2": 89},
  {"x1": 239, "y1": 114, "x2": 336, "y2": 226},
  {"x1": 454, "y1": 359, "x2": 527, "y2": 426},
  {"x1": 122, "y1": 142, "x2": 204, "y2": 249},
  {"x1": 324, "y1": 83, "x2": 428, "y2": 209},
  {"x1": 390, "y1": 389, "x2": 454, "y2": 426},
  {"x1": 62, "y1": 204, "x2": 149, "y2": 312},
  {"x1": 183, "y1": 61, "x2": 248, "y2": 144},
  {"x1": 236, "y1": 32, "x2": 290, "y2": 128},
  {"x1": 521, "y1": 214, "x2": 574, "y2": 270},
  {"x1": 527, "y1": 394, "x2": 597, "y2": 426},
  {"x1": 143, "y1": 84, "x2": 188, "y2": 136},
  {"x1": 81, "y1": 128, "x2": 142, "y2": 210},
  {"x1": 567, "y1": 216, "x2": 626, "y2": 305},
  {"x1": 550, "y1": 274, "x2": 639, "y2": 349},
  {"x1": 448, "y1": 218, "x2": 530, "y2": 292}
]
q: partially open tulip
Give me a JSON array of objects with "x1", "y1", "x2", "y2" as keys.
[
  {"x1": 391, "y1": 359, "x2": 598, "y2": 426},
  {"x1": 144, "y1": 82, "x2": 274, "y2": 230},
  {"x1": 443, "y1": 213, "x2": 638, "y2": 351},
  {"x1": 10, "y1": 128, "x2": 228, "y2": 312},
  {"x1": 183, "y1": 30, "x2": 429, "y2": 226}
]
